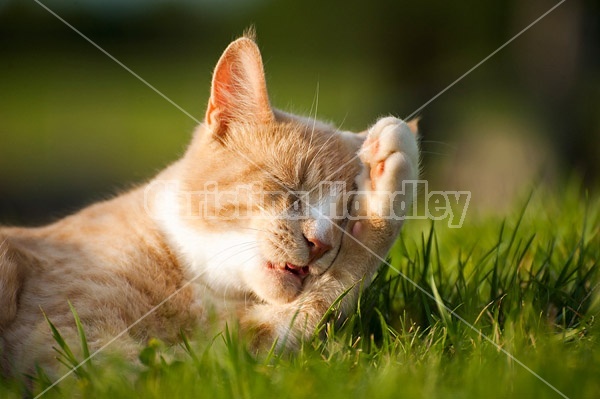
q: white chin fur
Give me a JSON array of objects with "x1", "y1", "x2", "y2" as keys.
[{"x1": 154, "y1": 184, "x2": 260, "y2": 301}]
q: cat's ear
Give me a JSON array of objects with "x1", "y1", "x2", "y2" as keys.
[
  {"x1": 205, "y1": 37, "x2": 274, "y2": 136},
  {"x1": 406, "y1": 118, "x2": 420, "y2": 136}
]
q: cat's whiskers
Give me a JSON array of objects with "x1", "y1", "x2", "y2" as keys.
[
  {"x1": 306, "y1": 132, "x2": 338, "y2": 173},
  {"x1": 418, "y1": 140, "x2": 457, "y2": 158},
  {"x1": 419, "y1": 140, "x2": 457, "y2": 150},
  {"x1": 420, "y1": 150, "x2": 453, "y2": 157},
  {"x1": 204, "y1": 241, "x2": 258, "y2": 264},
  {"x1": 334, "y1": 112, "x2": 350, "y2": 135}
]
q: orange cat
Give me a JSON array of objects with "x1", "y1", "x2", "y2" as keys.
[{"x1": 0, "y1": 34, "x2": 419, "y2": 378}]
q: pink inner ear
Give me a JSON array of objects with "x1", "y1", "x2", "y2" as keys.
[
  {"x1": 406, "y1": 118, "x2": 420, "y2": 136},
  {"x1": 206, "y1": 54, "x2": 237, "y2": 130},
  {"x1": 206, "y1": 72, "x2": 231, "y2": 128},
  {"x1": 205, "y1": 38, "x2": 273, "y2": 135}
]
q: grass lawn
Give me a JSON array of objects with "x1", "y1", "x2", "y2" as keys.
[{"x1": 1, "y1": 183, "x2": 598, "y2": 399}]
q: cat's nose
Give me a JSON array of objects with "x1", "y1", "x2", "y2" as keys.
[{"x1": 305, "y1": 235, "x2": 332, "y2": 263}]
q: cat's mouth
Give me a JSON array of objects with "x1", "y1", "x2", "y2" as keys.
[
  {"x1": 267, "y1": 262, "x2": 310, "y2": 279},
  {"x1": 284, "y1": 263, "x2": 310, "y2": 277},
  {"x1": 264, "y1": 238, "x2": 344, "y2": 284}
]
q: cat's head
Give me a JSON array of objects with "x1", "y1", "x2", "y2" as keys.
[{"x1": 165, "y1": 36, "x2": 365, "y2": 305}]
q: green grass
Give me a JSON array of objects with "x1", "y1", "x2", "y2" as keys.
[{"x1": 1, "y1": 184, "x2": 599, "y2": 399}]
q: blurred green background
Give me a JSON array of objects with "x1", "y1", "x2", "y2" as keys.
[{"x1": 1, "y1": 0, "x2": 598, "y2": 225}]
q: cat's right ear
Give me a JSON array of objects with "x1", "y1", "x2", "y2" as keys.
[{"x1": 205, "y1": 37, "x2": 274, "y2": 137}]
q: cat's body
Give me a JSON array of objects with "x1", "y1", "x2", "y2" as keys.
[{"x1": 0, "y1": 35, "x2": 419, "y2": 378}]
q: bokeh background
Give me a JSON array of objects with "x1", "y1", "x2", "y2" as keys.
[{"x1": 1, "y1": 0, "x2": 598, "y2": 225}]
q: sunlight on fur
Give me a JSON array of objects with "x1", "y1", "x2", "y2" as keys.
[{"x1": 0, "y1": 33, "x2": 420, "y2": 381}]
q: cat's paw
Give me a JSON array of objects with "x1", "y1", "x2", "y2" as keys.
[
  {"x1": 240, "y1": 305, "x2": 302, "y2": 354},
  {"x1": 355, "y1": 117, "x2": 419, "y2": 219}
]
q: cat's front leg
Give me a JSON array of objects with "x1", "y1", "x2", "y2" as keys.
[{"x1": 242, "y1": 117, "x2": 419, "y2": 352}]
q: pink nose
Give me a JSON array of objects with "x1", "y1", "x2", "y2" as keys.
[{"x1": 305, "y1": 236, "x2": 332, "y2": 262}]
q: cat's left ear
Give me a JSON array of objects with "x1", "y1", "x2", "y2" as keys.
[{"x1": 205, "y1": 37, "x2": 274, "y2": 137}]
